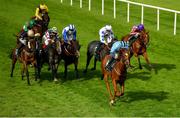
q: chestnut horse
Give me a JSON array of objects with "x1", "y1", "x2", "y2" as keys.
[
  {"x1": 60, "y1": 40, "x2": 81, "y2": 78},
  {"x1": 10, "y1": 37, "x2": 40, "y2": 85},
  {"x1": 122, "y1": 31, "x2": 152, "y2": 69},
  {"x1": 101, "y1": 49, "x2": 130, "y2": 105}
]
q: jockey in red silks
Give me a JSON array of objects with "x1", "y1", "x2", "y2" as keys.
[{"x1": 42, "y1": 27, "x2": 61, "y2": 54}]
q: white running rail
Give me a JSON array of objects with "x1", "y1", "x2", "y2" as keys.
[{"x1": 60, "y1": 0, "x2": 179, "y2": 35}]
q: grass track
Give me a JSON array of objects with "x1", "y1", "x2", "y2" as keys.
[{"x1": 0, "y1": 0, "x2": 180, "y2": 116}]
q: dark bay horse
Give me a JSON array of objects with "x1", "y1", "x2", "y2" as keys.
[
  {"x1": 122, "y1": 31, "x2": 152, "y2": 69},
  {"x1": 83, "y1": 39, "x2": 117, "y2": 73},
  {"x1": 10, "y1": 38, "x2": 40, "y2": 85},
  {"x1": 60, "y1": 40, "x2": 81, "y2": 78},
  {"x1": 101, "y1": 49, "x2": 130, "y2": 105},
  {"x1": 40, "y1": 38, "x2": 61, "y2": 82}
]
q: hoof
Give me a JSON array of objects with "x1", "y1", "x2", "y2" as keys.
[
  {"x1": 54, "y1": 78, "x2": 58, "y2": 82},
  {"x1": 109, "y1": 100, "x2": 115, "y2": 106}
]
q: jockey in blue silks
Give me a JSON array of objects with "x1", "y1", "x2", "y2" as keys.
[
  {"x1": 62, "y1": 24, "x2": 77, "y2": 45},
  {"x1": 105, "y1": 33, "x2": 140, "y2": 71}
]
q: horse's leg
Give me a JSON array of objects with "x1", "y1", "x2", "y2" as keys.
[
  {"x1": 51, "y1": 64, "x2": 55, "y2": 81},
  {"x1": 54, "y1": 62, "x2": 59, "y2": 82},
  {"x1": 104, "y1": 74, "x2": 114, "y2": 105},
  {"x1": 129, "y1": 51, "x2": 134, "y2": 68},
  {"x1": 64, "y1": 62, "x2": 68, "y2": 79},
  {"x1": 137, "y1": 56, "x2": 142, "y2": 69},
  {"x1": 24, "y1": 62, "x2": 30, "y2": 85},
  {"x1": 83, "y1": 53, "x2": 93, "y2": 73},
  {"x1": 143, "y1": 52, "x2": 152, "y2": 68},
  {"x1": 10, "y1": 52, "x2": 17, "y2": 77},
  {"x1": 112, "y1": 79, "x2": 118, "y2": 99},
  {"x1": 121, "y1": 82, "x2": 125, "y2": 96},
  {"x1": 101, "y1": 74, "x2": 104, "y2": 80},
  {"x1": 33, "y1": 61, "x2": 38, "y2": 81},
  {"x1": 36, "y1": 52, "x2": 41, "y2": 78},
  {"x1": 112, "y1": 75, "x2": 121, "y2": 97},
  {"x1": 21, "y1": 64, "x2": 25, "y2": 80},
  {"x1": 74, "y1": 61, "x2": 79, "y2": 79},
  {"x1": 91, "y1": 57, "x2": 97, "y2": 71}
]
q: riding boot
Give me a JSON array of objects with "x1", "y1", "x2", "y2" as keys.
[
  {"x1": 105, "y1": 57, "x2": 116, "y2": 71},
  {"x1": 128, "y1": 33, "x2": 140, "y2": 46},
  {"x1": 15, "y1": 43, "x2": 24, "y2": 56}
]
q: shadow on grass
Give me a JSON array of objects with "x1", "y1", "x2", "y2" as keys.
[
  {"x1": 143, "y1": 63, "x2": 176, "y2": 74},
  {"x1": 38, "y1": 68, "x2": 102, "y2": 84},
  {"x1": 127, "y1": 71, "x2": 151, "y2": 81},
  {"x1": 119, "y1": 90, "x2": 169, "y2": 103}
]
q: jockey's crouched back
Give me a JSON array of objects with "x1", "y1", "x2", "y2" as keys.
[{"x1": 62, "y1": 24, "x2": 76, "y2": 46}]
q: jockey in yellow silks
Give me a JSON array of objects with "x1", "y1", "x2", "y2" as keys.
[{"x1": 35, "y1": 4, "x2": 48, "y2": 21}]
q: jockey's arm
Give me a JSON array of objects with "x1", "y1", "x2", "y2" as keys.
[
  {"x1": 110, "y1": 31, "x2": 115, "y2": 39},
  {"x1": 35, "y1": 8, "x2": 42, "y2": 20},
  {"x1": 73, "y1": 30, "x2": 77, "y2": 40},
  {"x1": 63, "y1": 31, "x2": 68, "y2": 43}
]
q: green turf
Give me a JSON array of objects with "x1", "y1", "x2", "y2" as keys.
[{"x1": 0, "y1": 0, "x2": 180, "y2": 116}]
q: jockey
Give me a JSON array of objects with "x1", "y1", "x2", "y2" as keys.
[
  {"x1": 15, "y1": 19, "x2": 36, "y2": 56},
  {"x1": 62, "y1": 24, "x2": 77, "y2": 45},
  {"x1": 130, "y1": 24, "x2": 145, "y2": 35},
  {"x1": 42, "y1": 27, "x2": 60, "y2": 48},
  {"x1": 15, "y1": 30, "x2": 35, "y2": 56},
  {"x1": 105, "y1": 33, "x2": 140, "y2": 71},
  {"x1": 95, "y1": 25, "x2": 114, "y2": 59},
  {"x1": 35, "y1": 4, "x2": 48, "y2": 21}
]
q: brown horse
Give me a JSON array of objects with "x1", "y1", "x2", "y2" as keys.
[
  {"x1": 122, "y1": 31, "x2": 152, "y2": 69},
  {"x1": 101, "y1": 49, "x2": 130, "y2": 105},
  {"x1": 60, "y1": 40, "x2": 80, "y2": 78},
  {"x1": 10, "y1": 37, "x2": 39, "y2": 85}
]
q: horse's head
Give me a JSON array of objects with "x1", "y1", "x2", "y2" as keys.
[
  {"x1": 70, "y1": 40, "x2": 81, "y2": 58},
  {"x1": 118, "y1": 49, "x2": 130, "y2": 67},
  {"x1": 139, "y1": 31, "x2": 150, "y2": 47}
]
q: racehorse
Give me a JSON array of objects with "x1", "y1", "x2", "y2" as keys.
[
  {"x1": 122, "y1": 31, "x2": 152, "y2": 69},
  {"x1": 101, "y1": 49, "x2": 130, "y2": 105},
  {"x1": 10, "y1": 37, "x2": 40, "y2": 85},
  {"x1": 40, "y1": 37, "x2": 61, "y2": 82},
  {"x1": 60, "y1": 40, "x2": 81, "y2": 78},
  {"x1": 83, "y1": 39, "x2": 117, "y2": 73}
]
